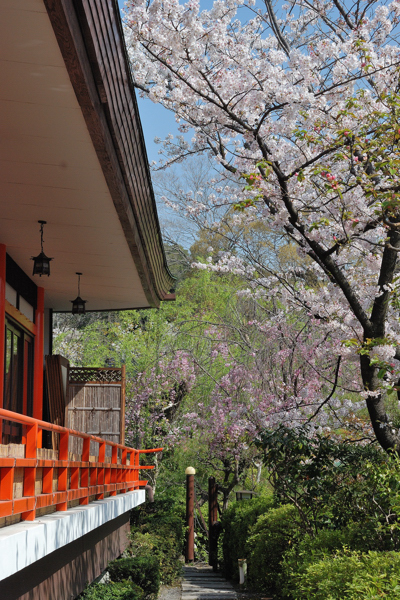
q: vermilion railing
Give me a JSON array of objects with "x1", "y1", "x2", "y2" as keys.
[{"x1": 0, "y1": 408, "x2": 160, "y2": 522}]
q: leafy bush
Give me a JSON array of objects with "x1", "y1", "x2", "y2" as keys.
[
  {"x1": 288, "y1": 550, "x2": 400, "y2": 600},
  {"x1": 129, "y1": 498, "x2": 185, "y2": 585},
  {"x1": 79, "y1": 581, "x2": 144, "y2": 600},
  {"x1": 246, "y1": 504, "x2": 298, "y2": 594},
  {"x1": 281, "y1": 526, "x2": 366, "y2": 597},
  {"x1": 108, "y1": 555, "x2": 160, "y2": 599},
  {"x1": 221, "y1": 494, "x2": 275, "y2": 580},
  {"x1": 256, "y1": 425, "x2": 400, "y2": 541}
]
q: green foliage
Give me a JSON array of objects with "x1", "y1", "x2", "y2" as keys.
[
  {"x1": 281, "y1": 525, "x2": 378, "y2": 597},
  {"x1": 287, "y1": 550, "x2": 400, "y2": 600},
  {"x1": 108, "y1": 556, "x2": 160, "y2": 599},
  {"x1": 221, "y1": 494, "x2": 275, "y2": 580},
  {"x1": 129, "y1": 498, "x2": 185, "y2": 585},
  {"x1": 220, "y1": 431, "x2": 400, "y2": 598},
  {"x1": 246, "y1": 504, "x2": 298, "y2": 594},
  {"x1": 79, "y1": 581, "x2": 144, "y2": 600},
  {"x1": 256, "y1": 426, "x2": 394, "y2": 536}
]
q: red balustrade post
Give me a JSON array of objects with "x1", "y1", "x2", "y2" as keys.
[
  {"x1": 42, "y1": 466, "x2": 53, "y2": 495},
  {"x1": 70, "y1": 465, "x2": 79, "y2": 490},
  {"x1": 134, "y1": 451, "x2": 140, "y2": 489},
  {"x1": 105, "y1": 444, "x2": 111, "y2": 487},
  {"x1": 128, "y1": 451, "x2": 138, "y2": 491},
  {"x1": 96, "y1": 441, "x2": 106, "y2": 499},
  {"x1": 110, "y1": 445, "x2": 118, "y2": 496},
  {"x1": 33, "y1": 287, "x2": 44, "y2": 448},
  {"x1": 121, "y1": 448, "x2": 127, "y2": 493},
  {"x1": 80, "y1": 437, "x2": 90, "y2": 505},
  {"x1": 22, "y1": 423, "x2": 38, "y2": 521},
  {"x1": 57, "y1": 431, "x2": 69, "y2": 511},
  {"x1": 90, "y1": 455, "x2": 98, "y2": 494},
  {"x1": 0, "y1": 466, "x2": 13, "y2": 501}
]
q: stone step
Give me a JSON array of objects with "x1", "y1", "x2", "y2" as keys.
[
  {"x1": 185, "y1": 577, "x2": 226, "y2": 584},
  {"x1": 183, "y1": 576, "x2": 227, "y2": 580},
  {"x1": 183, "y1": 580, "x2": 235, "y2": 585},
  {"x1": 183, "y1": 585, "x2": 235, "y2": 591},
  {"x1": 181, "y1": 564, "x2": 238, "y2": 600},
  {"x1": 182, "y1": 593, "x2": 238, "y2": 597}
]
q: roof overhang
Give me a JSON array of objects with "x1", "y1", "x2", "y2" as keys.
[{"x1": 0, "y1": 0, "x2": 175, "y2": 312}]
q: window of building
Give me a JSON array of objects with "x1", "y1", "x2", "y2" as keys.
[{"x1": 3, "y1": 317, "x2": 34, "y2": 443}]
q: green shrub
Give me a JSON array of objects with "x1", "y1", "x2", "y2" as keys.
[
  {"x1": 108, "y1": 555, "x2": 160, "y2": 599},
  {"x1": 289, "y1": 550, "x2": 400, "y2": 600},
  {"x1": 79, "y1": 581, "x2": 144, "y2": 600},
  {"x1": 256, "y1": 426, "x2": 400, "y2": 541},
  {"x1": 129, "y1": 530, "x2": 182, "y2": 585},
  {"x1": 130, "y1": 498, "x2": 185, "y2": 585},
  {"x1": 221, "y1": 494, "x2": 275, "y2": 580},
  {"x1": 246, "y1": 504, "x2": 298, "y2": 594},
  {"x1": 281, "y1": 521, "x2": 400, "y2": 598}
]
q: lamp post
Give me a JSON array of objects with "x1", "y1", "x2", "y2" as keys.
[{"x1": 185, "y1": 466, "x2": 196, "y2": 563}]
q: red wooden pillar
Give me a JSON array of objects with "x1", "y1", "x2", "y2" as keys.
[
  {"x1": 185, "y1": 466, "x2": 196, "y2": 563},
  {"x1": 33, "y1": 287, "x2": 44, "y2": 447},
  {"x1": 0, "y1": 245, "x2": 6, "y2": 441}
]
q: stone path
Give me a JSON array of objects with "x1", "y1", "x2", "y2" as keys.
[{"x1": 181, "y1": 564, "x2": 238, "y2": 600}]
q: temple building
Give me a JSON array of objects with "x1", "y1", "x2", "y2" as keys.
[{"x1": 0, "y1": 1, "x2": 174, "y2": 598}]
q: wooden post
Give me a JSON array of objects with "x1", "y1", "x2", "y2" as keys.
[
  {"x1": 185, "y1": 467, "x2": 196, "y2": 563},
  {"x1": 0, "y1": 244, "x2": 6, "y2": 442},
  {"x1": 120, "y1": 364, "x2": 126, "y2": 445},
  {"x1": 33, "y1": 287, "x2": 44, "y2": 446},
  {"x1": 209, "y1": 476, "x2": 219, "y2": 569}
]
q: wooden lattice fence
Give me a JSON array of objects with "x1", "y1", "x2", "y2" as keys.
[{"x1": 66, "y1": 366, "x2": 126, "y2": 456}]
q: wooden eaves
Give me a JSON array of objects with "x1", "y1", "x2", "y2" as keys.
[{"x1": 43, "y1": 0, "x2": 175, "y2": 308}]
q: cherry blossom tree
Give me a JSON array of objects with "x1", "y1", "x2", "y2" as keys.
[
  {"x1": 158, "y1": 270, "x2": 367, "y2": 503},
  {"x1": 124, "y1": 0, "x2": 400, "y2": 451}
]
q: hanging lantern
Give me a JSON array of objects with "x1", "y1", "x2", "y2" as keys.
[
  {"x1": 71, "y1": 272, "x2": 87, "y2": 314},
  {"x1": 32, "y1": 220, "x2": 53, "y2": 276}
]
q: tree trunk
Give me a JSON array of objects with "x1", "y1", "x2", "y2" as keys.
[{"x1": 360, "y1": 354, "x2": 400, "y2": 452}]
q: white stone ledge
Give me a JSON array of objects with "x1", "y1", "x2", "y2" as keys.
[{"x1": 0, "y1": 489, "x2": 145, "y2": 581}]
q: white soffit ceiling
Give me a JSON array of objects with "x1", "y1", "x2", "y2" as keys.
[{"x1": 0, "y1": 0, "x2": 149, "y2": 311}]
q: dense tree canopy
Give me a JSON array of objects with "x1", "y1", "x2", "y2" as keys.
[{"x1": 123, "y1": 0, "x2": 400, "y2": 451}]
